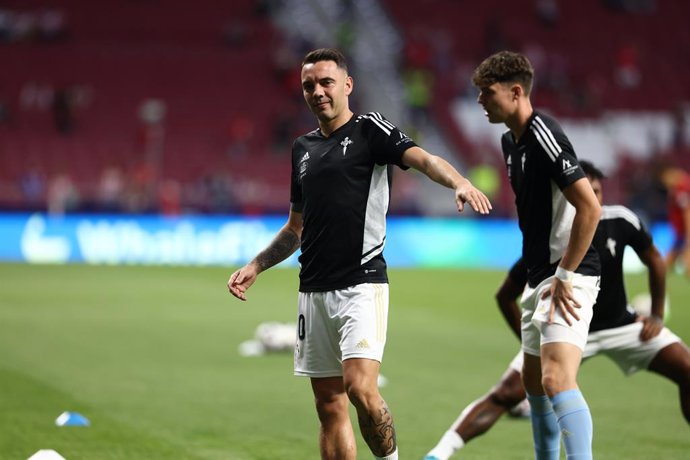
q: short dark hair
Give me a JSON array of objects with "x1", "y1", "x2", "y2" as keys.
[
  {"x1": 579, "y1": 160, "x2": 606, "y2": 180},
  {"x1": 302, "y1": 48, "x2": 348, "y2": 73},
  {"x1": 472, "y1": 51, "x2": 534, "y2": 95}
]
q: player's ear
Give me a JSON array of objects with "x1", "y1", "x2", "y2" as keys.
[
  {"x1": 344, "y1": 75, "x2": 353, "y2": 96},
  {"x1": 511, "y1": 84, "x2": 522, "y2": 100}
]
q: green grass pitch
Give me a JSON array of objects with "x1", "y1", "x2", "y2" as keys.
[{"x1": 0, "y1": 263, "x2": 688, "y2": 459}]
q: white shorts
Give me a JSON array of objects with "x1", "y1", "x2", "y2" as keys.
[
  {"x1": 521, "y1": 274, "x2": 600, "y2": 356},
  {"x1": 294, "y1": 283, "x2": 389, "y2": 378},
  {"x1": 584, "y1": 321, "x2": 682, "y2": 375},
  {"x1": 508, "y1": 321, "x2": 681, "y2": 375}
]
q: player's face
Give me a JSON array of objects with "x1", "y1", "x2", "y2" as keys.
[
  {"x1": 477, "y1": 82, "x2": 517, "y2": 124},
  {"x1": 301, "y1": 60, "x2": 353, "y2": 125},
  {"x1": 588, "y1": 176, "x2": 603, "y2": 205}
]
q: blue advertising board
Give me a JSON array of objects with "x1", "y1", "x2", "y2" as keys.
[{"x1": 0, "y1": 213, "x2": 673, "y2": 270}]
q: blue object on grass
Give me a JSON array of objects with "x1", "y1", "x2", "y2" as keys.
[{"x1": 55, "y1": 411, "x2": 90, "y2": 426}]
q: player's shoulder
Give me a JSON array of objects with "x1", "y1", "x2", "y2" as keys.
[
  {"x1": 356, "y1": 111, "x2": 390, "y2": 122},
  {"x1": 356, "y1": 111, "x2": 396, "y2": 129},
  {"x1": 527, "y1": 110, "x2": 575, "y2": 160},
  {"x1": 530, "y1": 110, "x2": 565, "y2": 135},
  {"x1": 300, "y1": 127, "x2": 321, "y2": 140},
  {"x1": 601, "y1": 205, "x2": 642, "y2": 230},
  {"x1": 293, "y1": 125, "x2": 321, "y2": 141},
  {"x1": 292, "y1": 128, "x2": 321, "y2": 157}
]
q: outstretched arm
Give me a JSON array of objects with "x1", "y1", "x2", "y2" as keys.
[
  {"x1": 543, "y1": 177, "x2": 601, "y2": 324},
  {"x1": 227, "y1": 208, "x2": 303, "y2": 301},
  {"x1": 401, "y1": 146, "x2": 492, "y2": 215},
  {"x1": 637, "y1": 244, "x2": 667, "y2": 341}
]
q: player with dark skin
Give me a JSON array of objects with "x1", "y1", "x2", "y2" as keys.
[{"x1": 424, "y1": 162, "x2": 690, "y2": 460}]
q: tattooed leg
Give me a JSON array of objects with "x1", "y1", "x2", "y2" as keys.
[
  {"x1": 343, "y1": 358, "x2": 397, "y2": 457},
  {"x1": 356, "y1": 399, "x2": 397, "y2": 456}
]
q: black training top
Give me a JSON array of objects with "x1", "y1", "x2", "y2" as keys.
[
  {"x1": 508, "y1": 205, "x2": 653, "y2": 331},
  {"x1": 501, "y1": 110, "x2": 600, "y2": 287},
  {"x1": 290, "y1": 112, "x2": 415, "y2": 292},
  {"x1": 589, "y1": 205, "x2": 653, "y2": 331}
]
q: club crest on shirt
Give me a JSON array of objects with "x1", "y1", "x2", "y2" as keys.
[
  {"x1": 340, "y1": 137, "x2": 353, "y2": 156},
  {"x1": 606, "y1": 237, "x2": 617, "y2": 257}
]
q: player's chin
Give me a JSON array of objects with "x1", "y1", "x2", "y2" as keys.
[{"x1": 487, "y1": 113, "x2": 505, "y2": 124}]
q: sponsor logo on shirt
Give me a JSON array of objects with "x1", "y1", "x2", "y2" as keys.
[
  {"x1": 298, "y1": 151, "x2": 309, "y2": 180},
  {"x1": 562, "y1": 158, "x2": 579, "y2": 176},
  {"x1": 395, "y1": 130, "x2": 413, "y2": 147}
]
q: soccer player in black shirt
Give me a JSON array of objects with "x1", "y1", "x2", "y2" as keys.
[
  {"x1": 471, "y1": 51, "x2": 602, "y2": 460},
  {"x1": 228, "y1": 48, "x2": 492, "y2": 460},
  {"x1": 424, "y1": 161, "x2": 690, "y2": 460}
]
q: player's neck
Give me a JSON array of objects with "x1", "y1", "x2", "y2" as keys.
[
  {"x1": 319, "y1": 111, "x2": 354, "y2": 137},
  {"x1": 506, "y1": 104, "x2": 533, "y2": 143}
]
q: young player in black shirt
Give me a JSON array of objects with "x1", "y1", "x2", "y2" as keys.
[{"x1": 424, "y1": 161, "x2": 690, "y2": 460}]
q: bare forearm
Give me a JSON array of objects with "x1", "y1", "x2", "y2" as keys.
[
  {"x1": 418, "y1": 154, "x2": 465, "y2": 190},
  {"x1": 560, "y1": 207, "x2": 600, "y2": 271},
  {"x1": 497, "y1": 297, "x2": 522, "y2": 340},
  {"x1": 252, "y1": 227, "x2": 300, "y2": 272},
  {"x1": 644, "y1": 249, "x2": 667, "y2": 318},
  {"x1": 648, "y1": 263, "x2": 666, "y2": 318}
]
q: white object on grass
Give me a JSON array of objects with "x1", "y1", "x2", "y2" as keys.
[{"x1": 27, "y1": 450, "x2": 66, "y2": 460}]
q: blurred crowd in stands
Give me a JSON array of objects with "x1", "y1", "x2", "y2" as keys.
[{"x1": 0, "y1": 0, "x2": 688, "y2": 224}]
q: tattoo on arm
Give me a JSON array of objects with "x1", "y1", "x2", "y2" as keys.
[
  {"x1": 357, "y1": 399, "x2": 397, "y2": 457},
  {"x1": 254, "y1": 227, "x2": 300, "y2": 272}
]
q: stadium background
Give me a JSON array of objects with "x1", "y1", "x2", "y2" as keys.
[
  {"x1": 0, "y1": 0, "x2": 688, "y2": 267},
  {"x1": 1, "y1": 1, "x2": 689, "y2": 459}
]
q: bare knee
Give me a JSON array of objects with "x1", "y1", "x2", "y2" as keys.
[
  {"x1": 540, "y1": 343, "x2": 581, "y2": 396},
  {"x1": 344, "y1": 378, "x2": 380, "y2": 411},
  {"x1": 312, "y1": 379, "x2": 350, "y2": 424},
  {"x1": 540, "y1": 370, "x2": 573, "y2": 397},
  {"x1": 315, "y1": 392, "x2": 348, "y2": 418}
]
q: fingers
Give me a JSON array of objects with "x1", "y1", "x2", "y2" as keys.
[
  {"x1": 561, "y1": 299, "x2": 581, "y2": 324},
  {"x1": 229, "y1": 287, "x2": 247, "y2": 301},
  {"x1": 548, "y1": 300, "x2": 575, "y2": 326},
  {"x1": 639, "y1": 317, "x2": 663, "y2": 341},
  {"x1": 227, "y1": 270, "x2": 248, "y2": 301},
  {"x1": 458, "y1": 189, "x2": 493, "y2": 215},
  {"x1": 456, "y1": 185, "x2": 493, "y2": 215},
  {"x1": 547, "y1": 294, "x2": 581, "y2": 325},
  {"x1": 472, "y1": 192, "x2": 493, "y2": 214}
]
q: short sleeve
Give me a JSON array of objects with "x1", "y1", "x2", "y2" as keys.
[
  {"x1": 628, "y1": 215, "x2": 653, "y2": 255},
  {"x1": 360, "y1": 112, "x2": 416, "y2": 168},
  {"x1": 290, "y1": 139, "x2": 303, "y2": 211},
  {"x1": 530, "y1": 117, "x2": 585, "y2": 190}
]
